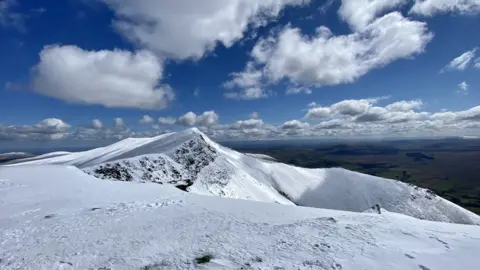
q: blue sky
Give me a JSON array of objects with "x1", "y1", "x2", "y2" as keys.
[{"x1": 0, "y1": 0, "x2": 480, "y2": 144}]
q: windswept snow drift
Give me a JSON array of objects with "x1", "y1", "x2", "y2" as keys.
[
  {"x1": 1, "y1": 165, "x2": 479, "y2": 270},
  {"x1": 11, "y1": 128, "x2": 480, "y2": 225}
]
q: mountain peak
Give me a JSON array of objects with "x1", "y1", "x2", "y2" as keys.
[{"x1": 183, "y1": 127, "x2": 204, "y2": 135}]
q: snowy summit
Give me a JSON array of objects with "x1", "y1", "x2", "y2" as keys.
[{"x1": 1, "y1": 129, "x2": 480, "y2": 269}]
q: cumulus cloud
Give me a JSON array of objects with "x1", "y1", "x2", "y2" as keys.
[
  {"x1": 92, "y1": 119, "x2": 103, "y2": 129},
  {"x1": 432, "y1": 106, "x2": 480, "y2": 121},
  {"x1": 114, "y1": 117, "x2": 125, "y2": 128},
  {"x1": 224, "y1": 62, "x2": 263, "y2": 90},
  {"x1": 0, "y1": 118, "x2": 71, "y2": 140},
  {"x1": 339, "y1": 0, "x2": 408, "y2": 30},
  {"x1": 3, "y1": 102, "x2": 480, "y2": 141},
  {"x1": 139, "y1": 115, "x2": 155, "y2": 124},
  {"x1": 158, "y1": 117, "x2": 177, "y2": 125},
  {"x1": 180, "y1": 111, "x2": 219, "y2": 126},
  {"x1": 458, "y1": 81, "x2": 469, "y2": 95},
  {"x1": 385, "y1": 100, "x2": 423, "y2": 112},
  {"x1": 305, "y1": 98, "x2": 429, "y2": 125},
  {"x1": 35, "y1": 118, "x2": 71, "y2": 131},
  {"x1": 160, "y1": 111, "x2": 220, "y2": 127},
  {"x1": 32, "y1": 45, "x2": 174, "y2": 110},
  {"x1": 308, "y1": 102, "x2": 317, "y2": 107},
  {"x1": 101, "y1": 0, "x2": 310, "y2": 60},
  {"x1": 331, "y1": 99, "x2": 377, "y2": 116},
  {"x1": 442, "y1": 48, "x2": 477, "y2": 71},
  {"x1": 313, "y1": 119, "x2": 346, "y2": 130},
  {"x1": 228, "y1": 12, "x2": 432, "y2": 92},
  {"x1": 232, "y1": 119, "x2": 265, "y2": 129},
  {"x1": 305, "y1": 98, "x2": 383, "y2": 119},
  {"x1": 305, "y1": 107, "x2": 332, "y2": 119},
  {"x1": 176, "y1": 112, "x2": 197, "y2": 126},
  {"x1": 410, "y1": 0, "x2": 480, "y2": 16},
  {"x1": 281, "y1": 120, "x2": 310, "y2": 129},
  {"x1": 250, "y1": 112, "x2": 260, "y2": 119}
]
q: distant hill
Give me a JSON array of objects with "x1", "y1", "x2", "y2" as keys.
[{"x1": 0, "y1": 152, "x2": 35, "y2": 164}]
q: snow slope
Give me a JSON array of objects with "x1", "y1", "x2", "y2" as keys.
[
  {"x1": 1, "y1": 165, "x2": 479, "y2": 270},
  {"x1": 11, "y1": 128, "x2": 480, "y2": 225}
]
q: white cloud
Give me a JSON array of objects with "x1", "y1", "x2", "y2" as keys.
[
  {"x1": 223, "y1": 62, "x2": 268, "y2": 100},
  {"x1": 313, "y1": 119, "x2": 345, "y2": 130},
  {"x1": 410, "y1": 0, "x2": 480, "y2": 16},
  {"x1": 32, "y1": 45, "x2": 174, "y2": 110},
  {"x1": 339, "y1": 0, "x2": 408, "y2": 30},
  {"x1": 176, "y1": 112, "x2": 197, "y2": 126},
  {"x1": 385, "y1": 100, "x2": 423, "y2": 111},
  {"x1": 0, "y1": 118, "x2": 71, "y2": 141},
  {"x1": 475, "y1": 57, "x2": 480, "y2": 68},
  {"x1": 331, "y1": 99, "x2": 376, "y2": 116},
  {"x1": 306, "y1": 97, "x2": 385, "y2": 119},
  {"x1": 286, "y1": 86, "x2": 312, "y2": 95},
  {"x1": 224, "y1": 62, "x2": 263, "y2": 89},
  {"x1": 35, "y1": 118, "x2": 71, "y2": 131},
  {"x1": 102, "y1": 0, "x2": 310, "y2": 60},
  {"x1": 175, "y1": 111, "x2": 219, "y2": 126},
  {"x1": 92, "y1": 119, "x2": 103, "y2": 129},
  {"x1": 432, "y1": 106, "x2": 480, "y2": 121},
  {"x1": 459, "y1": 81, "x2": 469, "y2": 90},
  {"x1": 305, "y1": 98, "x2": 427, "y2": 124},
  {"x1": 114, "y1": 117, "x2": 125, "y2": 128},
  {"x1": 158, "y1": 117, "x2": 177, "y2": 125},
  {"x1": 442, "y1": 48, "x2": 477, "y2": 71},
  {"x1": 232, "y1": 119, "x2": 265, "y2": 129},
  {"x1": 281, "y1": 120, "x2": 310, "y2": 129},
  {"x1": 250, "y1": 112, "x2": 260, "y2": 119},
  {"x1": 224, "y1": 87, "x2": 268, "y2": 100},
  {"x1": 231, "y1": 12, "x2": 432, "y2": 90},
  {"x1": 3, "y1": 102, "x2": 480, "y2": 141},
  {"x1": 457, "y1": 81, "x2": 469, "y2": 95},
  {"x1": 139, "y1": 115, "x2": 155, "y2": 124},
  {"x1": 305, "y1": 107, "x2": 332, "y2": 119}
]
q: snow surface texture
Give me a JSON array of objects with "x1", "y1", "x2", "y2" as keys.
[
  {"x1": 11, "y1": 128, "x2": 480, "y2": 225},
  {"x1": 1, "y1": 165, "x2": 480, "y2": 270}
]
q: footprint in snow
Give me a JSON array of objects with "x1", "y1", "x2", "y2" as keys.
[
  {"x1": 404, "y1": 254, "x2": 415, "y2": 259},
  {"x1": 54, "y1": 261, "x2": 74, "y2": 269},
  {"x1": 429, "y1": 236, "x2": 449, "y2": 249}
]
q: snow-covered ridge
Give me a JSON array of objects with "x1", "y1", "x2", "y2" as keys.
[{"x1": 11, "y1": 128, "x2": 480, "y2": 225}]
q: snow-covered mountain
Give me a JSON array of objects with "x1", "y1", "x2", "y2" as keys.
[
  {"x1": 1, "y1": 165, "x2": 479, "y2": 269},
  {"x1": 12, "y1": 128, "x2": 480, "y2": 225},
  {"x1": 0, "y1": 152, "x2": 34, "y2": 164}
]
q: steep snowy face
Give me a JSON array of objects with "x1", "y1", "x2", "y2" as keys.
[
  {"x1": 11, "y1": 128, "x2": 480, "y2": 225},
  {"x1": 83, "y1": 134, "x2": 219, "y2": 190}
]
